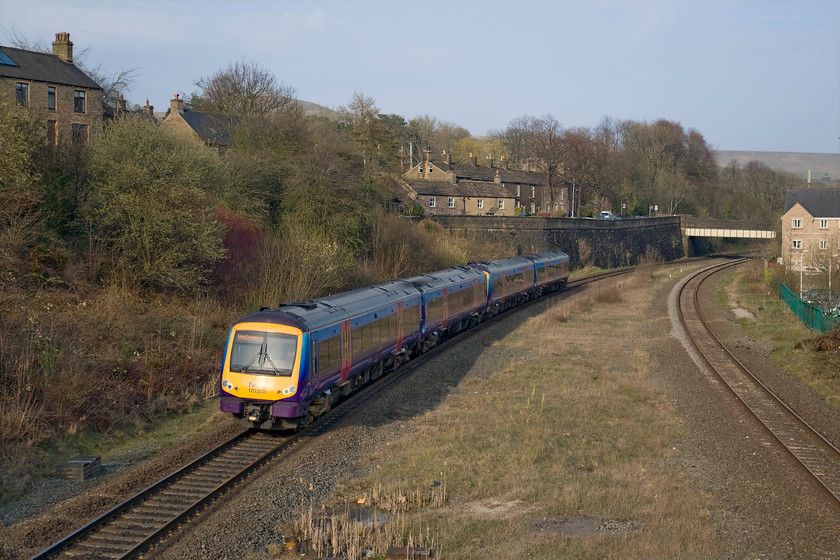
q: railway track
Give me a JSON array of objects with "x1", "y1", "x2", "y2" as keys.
[
  {"x1": 28, "y1": 429, "x2": 294, "y2": 559},
  {"x1": 676, "y1": 258, "x2": 840, "y2": 506}
]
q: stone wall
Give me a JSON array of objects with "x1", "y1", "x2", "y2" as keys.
[{"x1": 432, "y1": 215, "x2": 685, "y2": 268}]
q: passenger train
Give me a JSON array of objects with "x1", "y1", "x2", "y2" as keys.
[{"x1": 219, "y1": 251, "x2": 570, "y2": 430}]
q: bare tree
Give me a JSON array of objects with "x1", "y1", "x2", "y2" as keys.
[
  {"x1": 529, "y1": 114, "x2": 566, "y2": 211},
  {"x1": 493, "y1": 115, "x2": 536, "y2": 168},
  {"x1": 338, "y1": 92, "x2": 385, "y2": 169},
  {"x1": 195, "y1": 60, "x2": 298, "y2": 126}
]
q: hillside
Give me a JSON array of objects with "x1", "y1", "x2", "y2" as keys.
[{"x1": 715, "y1": 150, "x2": 840, "y2": 183}]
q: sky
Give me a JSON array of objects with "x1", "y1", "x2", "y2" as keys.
[{"x1": 1, "y1": 0, "x2": 838, "y2": 154}]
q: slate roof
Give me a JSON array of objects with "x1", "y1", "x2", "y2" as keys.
[
  {"x1": 180, "y1": 111, "x2": 231, "y2": 146},
  {"x1": 407, "y1": 179, "x2": 513, "y2": 198},
  {"x1": 784, "y1": 189, "x2": 840, "y2": 218},
  {"x1": 433, "y1": 160, "x2": 546, "y2": 186},
  {"x1": 0, "y1": 45, "x2": 101, "y2": 89}
]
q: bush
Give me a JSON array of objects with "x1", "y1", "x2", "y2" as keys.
[
  {"x1": 83, "y1": 117, "x2": 227, "y2": 293},
  {"x1": 0, "y1": 97, "x2": 46, "y2": 271}
]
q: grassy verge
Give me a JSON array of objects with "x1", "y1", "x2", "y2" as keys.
[
  {"x1": 719, "y1": 260, "x2": 840, "y2": 409},
  {"x1": 277, "y1": 262, "x2": 717, "y2": 559}
]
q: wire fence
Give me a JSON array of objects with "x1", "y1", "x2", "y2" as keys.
[{"x1": 778, "y1": 282, "x2": 839, "y2": 333}]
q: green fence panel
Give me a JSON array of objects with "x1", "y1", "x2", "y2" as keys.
[{"x1": 778, "y1": 283, "x2": 838, "y2": 333}]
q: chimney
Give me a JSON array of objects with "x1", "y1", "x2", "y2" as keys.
[
  {"x1": 52, "y1": 32, "x2": 73, "y2": 63},
  {"x1": 469, "y1": 152, "x2": 477, "y2": 166},
  {"x1": 171, "y1": 93, "x2": 184, "y2": 113},
  {"x1": 442, "y1": 150, "x2": 450, "y2": 166},
  {"x1": 144, "y1": 99, "x2": 155, "y2": 117},
  {"x1": 501, "y1": 155, "x2": 509, "y2": 170},
  {"x1": 117, "y1": 94, "x2": 126, "y2": 114},
  {"x1": 486, "y1": 155, "x2": 493, "y2": 168},
  {"x1": 494, "y1": 169, "x2": 501, "y2": 184}
]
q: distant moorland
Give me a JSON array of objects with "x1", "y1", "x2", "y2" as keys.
[{"x1": 715, "y1": 150, "x2": 840, "y2": 183}]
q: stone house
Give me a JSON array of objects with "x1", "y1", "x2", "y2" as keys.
[
  {"x1": 0, "y1": 32, "x2": 103, "y2": 144},
  {"x1": 781, "y1": 188, "x2": 840, "y2": 290},
  {"x1": 159, "y1": 94, "x2": 231, "y2": 152},
  {"x1": 401, "y1": 150, "x2": 570, "y2": 217}
]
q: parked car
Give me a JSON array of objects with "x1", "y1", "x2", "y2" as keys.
[
  {"x1": 801, "y1": 289, "x2": 838, "y2": 309},
  {"x1": 599, "y1": 211, "x2": 618, "y2": 220}
]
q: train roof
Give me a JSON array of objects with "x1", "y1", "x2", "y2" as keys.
[
  {"x1": 470, "y1": 255, "x2": 537, "y2": 275},
  {"x1": 238, "y1": 280, "x2": 421, "y2": 332},
  {"x1": 403, "y1": 265, "x2": 485, "y2": 292},
  {"x1": 524, "y1": 251, "x2": 570, "y2": 264}
]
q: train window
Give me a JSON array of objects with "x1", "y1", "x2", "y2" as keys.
[
  {"x1": 428, "y1": 296, "x2": 444, "y2": 326},
  {"x1": 317, "y1": 334, "x2": 341, "y2": 374},
  {"x1": 230, "y1": 330, "x2": 296, "y2": 376}
]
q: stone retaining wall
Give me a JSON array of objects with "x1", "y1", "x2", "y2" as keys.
[{"x1": 432, "y1": 215, "x2": 685, "y2": 269}]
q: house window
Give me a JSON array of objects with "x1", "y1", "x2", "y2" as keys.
[
  {"x1": 71, "y1": 123, "x2": 88, "y2": 143},
  {"x1": 498, "y1": 199, "x2": 504, "y2": 210},
  {"x1": 820, "y1": 240, "x2": 828, "y2": 250},
  {"x1": 530, "y1": 185, "x2": 535, "y2": 198},
  {"x1": 792, "y1": 239, "x2": 802, "y2": 249},
  {"x1": 429, "y1": 197, "x2": 436, "y2": 208},
  {"x1": 428, "y1": 166, "x2": 432, "y2": 173},
  {"x1": 47, "y1": 120, "x2": 57, "y2": 144},
  {"x1": 477, "y1": 199, "x2": 484, "y2": 209},
  {"x1": 418, "y1": 166, "x2": 422, "y2": 174},
  {"x1": 74, "y1": 90, "x2": 86, "y2": 113},
  {"x1": 792, "y1": 218, "x2": 802, "y2": 229},
  {"x1": 47, "y1": 86, "x2": 56, "y2": 110},
  {"x1": 820, "y1": 219, "x2": 829, "y2": 229},
  {"x1": 530, "y1": 202, "x2": 535, "y2": 214},
  {"x1": 15, "y1": 82, "x2": 28, "y2": 106},
  {"x1": 448, "y1": 198, "x2": 454, "y2": 208},
  {"x1": 516, "y1": 184, "x2": 521, "y2": 197}
]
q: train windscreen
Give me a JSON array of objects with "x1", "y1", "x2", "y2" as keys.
[{"x1": 229, "y1": 330, "x2": 297, "y2": 376}]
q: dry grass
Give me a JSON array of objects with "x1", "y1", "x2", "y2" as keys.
[
  {"x1": 721, "y1": 260, "x2": 840, "y2": 409},
  {"x1": 0, "y1": 283, "x2": 237, "y2": 501},
  {"x1": 277, "y1": 262, "x2": 717, "y2": 559}
]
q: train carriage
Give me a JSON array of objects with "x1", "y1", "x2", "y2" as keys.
[
  {"x1": 527, "y1": 251, "x2": 571, "y2": 294},
  {"x1": 471, "y1": 256, "x2": 539, "y2": 314},
  {"x1": 403, "y1": 266, "x2": 488, "y2": 351},
  {"x1": 220, "y1": 280, "x2": 422, "y2": 430}
]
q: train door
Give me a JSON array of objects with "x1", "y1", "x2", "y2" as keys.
[
  {"x1": 396, "y1": 301, "x2": 404, "y2": 350},
  {"x1": 340, "y1": 320, "x2": 352, "y2": 382},
  {"x1": 442, "y1": 287, "x2": 449, "y2": 328}
]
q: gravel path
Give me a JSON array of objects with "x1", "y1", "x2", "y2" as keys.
[{"x1": 3, "y1": 262, "x2": 840, "y2": 559}]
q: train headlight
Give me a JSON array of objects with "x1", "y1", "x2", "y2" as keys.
[
  {"x1": 282, "y1": 385, "x2": 297, "y2": 396},
  {"x1": 222, "y1": 379, "x2": 234, "y2": 391}
]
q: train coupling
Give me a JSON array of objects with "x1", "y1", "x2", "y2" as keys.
[{"x1": 245, "y1": 404, "x2": 268, "y2": 423}]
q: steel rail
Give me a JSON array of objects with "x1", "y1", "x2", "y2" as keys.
[{"x1": 677, "y1": 259, "x2": 840, "y2": 506}]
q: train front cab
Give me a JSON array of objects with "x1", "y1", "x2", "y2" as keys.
[{"x1": 220, "y1": 316, "x2": 310, "y2": 430}]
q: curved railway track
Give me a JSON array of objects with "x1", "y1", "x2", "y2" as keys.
[
  {"x1": 676, "y1": 258, "x2": 840, "y2": 507},
  {"x1": 27, "y1": 264, "x2": 668, "y2": 559}
]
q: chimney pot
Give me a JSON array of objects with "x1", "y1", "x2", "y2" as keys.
[{"x1": 52, "y1": 32, "x2": 73, "y2": 63}]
